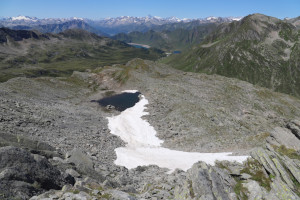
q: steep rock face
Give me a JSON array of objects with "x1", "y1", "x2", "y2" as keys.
[
  {"x1": 239, "y1": 122, "x2": 300, "y2": 200},
  {"x1": 165, "y1": 13, "x2": 300, "y2": 97},
  {"x1": 174, "y1": 162, "x2": 237, "y2": 200},
  {"x1": 173, "y1": 120, "x2": 300, "y2": 200}
]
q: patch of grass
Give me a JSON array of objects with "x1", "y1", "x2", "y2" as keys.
[
  {"x1": 142, "y1": 183, "x2": 152, "y2": 193},
  {"x1": 100, "y1": 193, "x2": 112, "y2": 199},
  {"x1": 233, "y1": 178, "x2": 248, "y2": 200},
  {"x1": 104, "y1": 90, "x2": 116, "y2": 97},
  {"x1": 247, "y1": 132, "x2": 271, "y2": 144},
  {"x1": 71, "y1": 189, "x2": 80, "y2": 194},
  {"x1": 251, "y1": 170, "x2": 272, "y2": 191},
  {"x1": 273, "y1": 145, "x2": 300, "y2": 160},
  {"x1": 256, "y1": 89, "x2": 276, "y2": 99},
  {"x1": 87, "y1": 183, "x2": 104, "y2": 191},
  {"x1": 111, "y1": 59, "x2": 151, "y2": 84},
  {"x1": 62, "y1": 76, "x2": 90, "y2": 88},
  {"x1": 241, "y1": 159, "x2": 272, "y2": 191},
  {"x1": 112, "y1": 66, "x2": 131, "y2": 84},
  {"x1": 215, "y1": 162, "x2": 231, "y2": 172},
  {"x1": 284, "y1": 166, "x2": 300, "y2": 196},
  {"x1": 188, "y1": 180, "x2": 195, "y2": 198}
]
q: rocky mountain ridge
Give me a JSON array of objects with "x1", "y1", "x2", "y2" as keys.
[{"x1": 164, "y1": 13, "x2": 300, "y2": 97}]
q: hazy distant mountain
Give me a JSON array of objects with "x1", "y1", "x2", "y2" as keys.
[
  {"x1": 88, "y1": 16, "x2": 243, "y2": 35},
  {"x1": 164, "y1": 13, "x2": 300, "y2": 97},
  {"x1": 0, "y1": 15, "x2": 243, "y2": 36},
  {"x1": 0, "y1": 16, "x2": 85, "y2": 26},
  {"x1": 11, "y1": 20, "x2": 109, "y2": 36},
  {"x1": 285, "y1": 16, "x2": 300, "y2": 29}
]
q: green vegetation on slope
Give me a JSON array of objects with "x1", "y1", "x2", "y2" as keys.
[
  {"x1": 0, "y1": 28, "x2": 164, "y2": 82},
  {"x1": 113, "y1": 23, "x2": 217, "y2": 51},
  {"x1": 163, "y1": 13, "x2": 300, "y2": 97}
]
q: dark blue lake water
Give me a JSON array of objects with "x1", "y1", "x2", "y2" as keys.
[
  {"x1": 92, "y1": 92, "x2": 141, "y2": 111},
  {"x1": 173, "y1": 51, "x2": 181, "y2": 54}
]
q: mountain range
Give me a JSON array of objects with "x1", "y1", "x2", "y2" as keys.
[{"x1": 0, "y1": 15, "x2": 243, "y2": 36}]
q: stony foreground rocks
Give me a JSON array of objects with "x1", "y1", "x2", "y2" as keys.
[
  {"x1": 0, "y1": 146, "x2": 74, "y2": 199},
  {"x1": 0, "y1": 59, "x2": 299, "y2": 199}
]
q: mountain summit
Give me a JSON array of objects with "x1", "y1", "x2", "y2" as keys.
[{"x1": 165, "y1": 13, "x2": 300, "y2": 97}]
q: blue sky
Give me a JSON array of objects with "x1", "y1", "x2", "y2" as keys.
[{"x1": 0, "y1": 0, "x2": 299, "y2": 19}]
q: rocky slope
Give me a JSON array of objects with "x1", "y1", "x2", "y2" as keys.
[
  {"x1": 164, "y1": 13, "x2": 300, "y2": 97},
  {"x1": 0, "y1": 59, "x2": 299, "y2": 199}
]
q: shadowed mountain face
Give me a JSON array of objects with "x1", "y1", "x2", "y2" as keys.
[
  {"x1": 0, "y1": 28, "x2": 164, "y2": 82},
  {"x1": 112, "y1": 23, "x2": 218, "y2": 51},
  {"x1": 10, "y1": 20, "x2": 109, "y2": 37},
  {"x1": 164, "y1": 13, "x2": 300, "y2": 97},
  {"x1": 0, "y1": 28, "x2": 49, "y2": 43}
]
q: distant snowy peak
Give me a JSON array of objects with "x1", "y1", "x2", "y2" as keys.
[
  {"x1": 228, "y1": 17, "x2": 243, "y2": 21},
  {"x1": 71, "y1": 17, "x2": 84, "y2": 21},
  {"x1": 92, "y1": 16, "x2": 197, "y2": 27},
  {"x1": 205, "y1": 16, "x2": 218, "y2": 21},
  {"x1": 202, "y1": 16, "x2": 243, "y2": 22},
  {"x1": 2, "y1": 15, "x2": 243, "y2": 25},
  {"x1": 11, "y1": 16, "x2": 38, "y2": 21},
  {"x1": 6, "y1": 16, "x2": 83, "y2": 22}
]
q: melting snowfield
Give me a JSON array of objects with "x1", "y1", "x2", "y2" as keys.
[{"x1": 107, "y1": 90, "x2": 248, "y2": 172}]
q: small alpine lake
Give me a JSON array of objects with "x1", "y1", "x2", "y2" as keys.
[{"x1": 92, "y1": 91, "x2": 141, "y2": 111}]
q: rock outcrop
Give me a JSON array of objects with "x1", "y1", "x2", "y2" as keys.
[{"x1": 0, "y1": 146, "x2": 74, "y2": 200}]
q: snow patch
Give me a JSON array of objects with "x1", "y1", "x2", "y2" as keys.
[{"x1": 108, "y1": 92, "x2": 248, "y2": 173}]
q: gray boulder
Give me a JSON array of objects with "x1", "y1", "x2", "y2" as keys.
[
  {"x1": 66, "y1": 148, "x2": 104, "y2": 181},
  {"x1": 267, "y1": 127, "x2": 300, "y2": 151},
  {"x1": 0, "y1": 146, "x2": 74, "y2": 200},
  {"x1": 243, "y1": 180, "x2": 266, "y2": 200},
  {"x1": 186, "y1": 162, "x2": 236, "y2": 200},
  {"x1": 286, "y1": 120, "x2": 300, "y2": 140},
  {"x1": 106, "y1": 189, "x2": 137, "y2": 200},
  {"x1": 0, "y1": 132, "x2": 62, "y2": 158}
]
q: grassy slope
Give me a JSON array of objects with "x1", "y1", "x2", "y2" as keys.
[
  {"x1": 163, "y1": 14, "x2": 300, "y2": 97},
  {"x1": 112, "y1": 23, "x2": 217, "y2": 51},
  {"x1": 0, "y1": 29, "x2": 164, "y2": 82}
]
